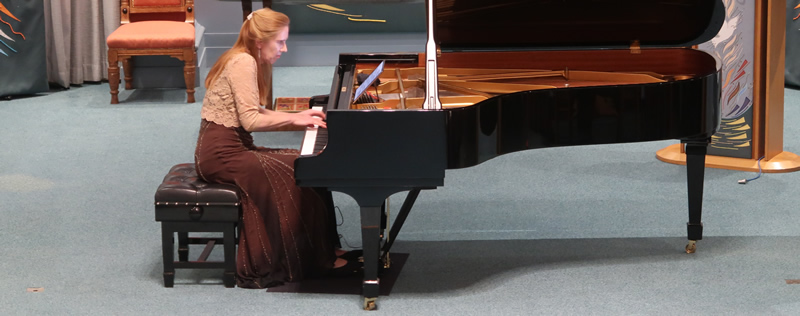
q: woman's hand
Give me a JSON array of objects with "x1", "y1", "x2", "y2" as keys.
[{"x1": 292, "y1": 109, "x2": 327, "y2": 128}]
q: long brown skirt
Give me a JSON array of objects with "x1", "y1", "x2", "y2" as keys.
[{"x1": 195, "y1": 119, "x2": 338, "y2": 288}]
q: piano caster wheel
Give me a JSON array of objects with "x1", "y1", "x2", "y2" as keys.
[
  {"x1": 364, "y1": 297, "x2": 377, "y2": 311},
  {"x1": 685, "y1": 240, "x2": 697, "y2": 254}
]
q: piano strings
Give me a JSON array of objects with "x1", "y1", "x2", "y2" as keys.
[{"x1": 351, "y1": 66, "x2": 671, "y2": 110}]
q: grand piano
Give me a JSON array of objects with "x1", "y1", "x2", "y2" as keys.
[{"x1": 295, "y1": 0, "x2": 725, "y2": 310}]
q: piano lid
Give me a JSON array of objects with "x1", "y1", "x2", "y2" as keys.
[{"x1": 433, "y1": 0, "x2": 726, "y2": 52}]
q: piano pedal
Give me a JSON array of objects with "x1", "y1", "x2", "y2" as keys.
[{"x1": 375, "y1": 257, "x2": 390, "y2": 275}]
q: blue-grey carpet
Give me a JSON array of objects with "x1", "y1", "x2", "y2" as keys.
[{"x1": 1, "y1": 67, "x2": 799, "y2": 315}]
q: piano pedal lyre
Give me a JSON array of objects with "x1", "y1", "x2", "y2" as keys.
[
  {"x1": 381, "y1": 197, "x2": 391, "y2": 269},
  {"x1": 383, "y1": 253, "x2": 391, "y2": 269}
]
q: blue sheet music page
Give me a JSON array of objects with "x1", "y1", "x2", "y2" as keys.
[{"x1": 353, "y1": 60, "x2": 386, "y2": 103}]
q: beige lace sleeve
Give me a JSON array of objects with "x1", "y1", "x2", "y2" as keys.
[{"x1": 200, "y1": 53, "x2": 262, "y2": 129}]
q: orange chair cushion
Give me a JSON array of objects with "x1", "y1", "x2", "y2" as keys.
[
  {"x1": 107, "y1": 21, "x2": 194, "y2": 49},
  {"x1": 135, "y1": 0, "x2": 183, "y2": 6}
]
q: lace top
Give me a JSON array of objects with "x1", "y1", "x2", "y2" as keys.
[{"x1": 201, "y1": 53, "x2": 264, "y2": 130}]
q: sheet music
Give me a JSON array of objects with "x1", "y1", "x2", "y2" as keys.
[{"x1": 353, "y1": 60, "x2": 386, "y2": 103}]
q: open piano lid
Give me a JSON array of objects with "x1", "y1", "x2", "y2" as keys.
[{"x1": 433, "y1": 0, "x2": 726, "y2": 51}]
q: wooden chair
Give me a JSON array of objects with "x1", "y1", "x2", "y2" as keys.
[
  {"x1": 106, "y1": 0, "x2": 196, "y2": 104},
  {"x1": 241, "y1": 0, "x2": 272, "y2": 21}
]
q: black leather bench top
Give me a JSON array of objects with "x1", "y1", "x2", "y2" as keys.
[{"x1": 155, "y1": 163, "x2": 240, "y2": 206}]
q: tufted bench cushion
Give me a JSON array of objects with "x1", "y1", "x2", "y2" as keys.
[
  {"x1": 154, "y1": 163, "x2": 241, "y2": 288},
  {"x1": 155, "y1": 163, "x2": 240, "y2": 222}
]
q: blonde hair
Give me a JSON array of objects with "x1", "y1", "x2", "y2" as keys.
[{"x1": 204, "y1": 8, "x2": 290, "y2": 107}]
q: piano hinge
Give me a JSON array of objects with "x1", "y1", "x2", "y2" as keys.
[{"x1": 630, "y1": 40, "x2": 641, "y2": 54}]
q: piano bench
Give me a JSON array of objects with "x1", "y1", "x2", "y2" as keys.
[{"x1": 154, "y1": 163, "x2": 241, "y2": 288}]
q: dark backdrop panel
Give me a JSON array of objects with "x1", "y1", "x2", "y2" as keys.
[
  {"x1": 786, "y1": 2, "x2": 800, "y2": 88},
  {"x1": 0, "y1": 0, "x2": 47, "y2": 97}
]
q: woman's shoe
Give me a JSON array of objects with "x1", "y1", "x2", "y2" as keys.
[
  {"x1": 329, "y1": 257, "x2": 363, "y2": 277},
  {"x1": 338, "y1": 249, "x2": 363, "y2": 262}
]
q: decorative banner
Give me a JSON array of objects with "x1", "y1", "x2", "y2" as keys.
[
  {"x1": 697, "y1": 0, "x2": 755, "y2": 159},
  {"x1": 0, "y1": 0, "x2": 47, "y2": 97}
]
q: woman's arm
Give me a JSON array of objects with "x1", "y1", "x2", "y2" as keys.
[
  {"x1": 228, "y1": 54, "x2": 327, "y2": 131},
  {"x1": 254, "y1": 107, "x2": 327, "y2": 131}
]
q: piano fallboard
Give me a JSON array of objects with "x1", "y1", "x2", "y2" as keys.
[{"x1": 295, "y1": 109, "x2": 447, "y2": 188}]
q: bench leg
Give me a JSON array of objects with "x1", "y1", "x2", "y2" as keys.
[
  {"x1": 158, "y1": 220, "x2": 238, "y2": 287},
  {"x1": 178, "y1": 232, "x2": 189, "y2": 262},
  {"x1": 161, "y1": 223, "x2": 175, "y2": 287},
  {"x1": 223, "y1": 223, "x2": 237, "y2": 288}
]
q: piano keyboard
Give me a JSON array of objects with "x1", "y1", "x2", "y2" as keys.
[{"x1": 300, "y1": 106, "x2": 327, "y2": 156}]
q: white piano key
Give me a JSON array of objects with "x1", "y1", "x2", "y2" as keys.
[{"x1": 300, "y1": 106, "x2": 324, "y2": 156}]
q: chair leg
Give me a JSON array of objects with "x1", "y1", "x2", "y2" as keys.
[
  {"x1": 108, "y1": 49, "x2": 120, "y2": 104},
  {"x1": 183, "y1": 51, "x2": 196, "y2": 103},
  {"x1": 161, "y1": 224, "x2": 175, "y2": 287},
  {"x1": 241, "y1": 0, "x2": 252, "y2": 21},
  {"x1": 122, "y1": 57, "x2": 134, "y2": 90}
]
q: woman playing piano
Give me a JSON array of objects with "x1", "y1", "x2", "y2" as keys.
[{"x1": 194, "y1": 8, "x2": 361, "y2": 288}]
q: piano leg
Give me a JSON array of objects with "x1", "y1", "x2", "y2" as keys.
[
  {"x1": 684, "y1": 140, "x2": 708, "y2": 253},
  {"x1": 360, "y1": 204, "x2": 382, "y2": 310},
  {"x1": 339, "y1": 187, "x2": 432, "y2": 310}
]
